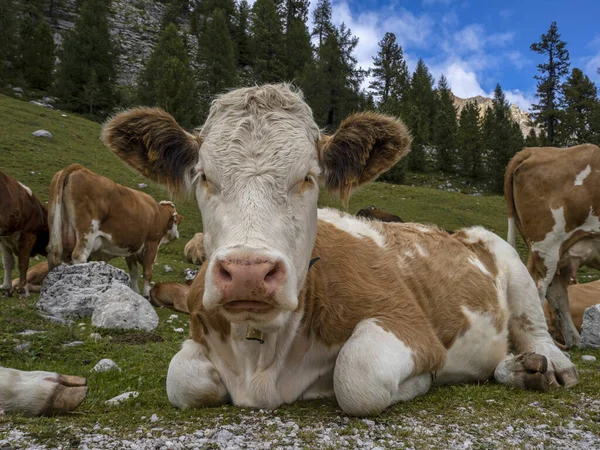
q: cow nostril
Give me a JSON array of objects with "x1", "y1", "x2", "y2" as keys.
[
  {"x1": 219, "y1": 265, "x2": 232, "y2": 282},
  {"x1": 264, "y1": 263, "x2": 282, "y2": 284}
]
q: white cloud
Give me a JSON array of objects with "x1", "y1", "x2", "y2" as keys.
[
  {"x1": 504, "y1": 51, "x2": 530, "y2": 70},
  {"x1": 504, "y1": 89, "x2": 534, "y2": 111}
]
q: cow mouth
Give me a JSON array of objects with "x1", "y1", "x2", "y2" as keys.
[{"x1": 222, "y1": 300, "x2": 274, "y2": 312}]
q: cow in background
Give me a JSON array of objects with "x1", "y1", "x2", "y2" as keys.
[
  {"x1": 47, "y1": 164, "x2": 183, "y2": 297},
  {"x1": 0, "y1": 171, "x2": 49, "y2": 298},
  {"x1": 184, "y1": 232, "x2": 205, "y2": 265},
  {"x1": 150, "y1": 281, "x2": 192, "y2": 313},
  {"x1": 505, "y1": 144, "x2": 600, "y2": 348},
  {"x1": 104, "y1": 84, "x2": 576, "y2": 416},
  {"x1": 356, "y1": 206, "x2": 404, "y2": 223},
  {"x1": 11, "y1": 261, "x2": 49, "y2": 294}
]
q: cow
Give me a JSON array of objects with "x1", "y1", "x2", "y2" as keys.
[
  {"x1": 0, "y1": 171, "x2": 49, "y2": 298},
  {"x1": 150, "y1": 281, "x2": 191, "y2": 313},
  {"x1": 103, "y1": 84, "x2": 577, "y2": 416},
  {"x1": 47, "y1": 164, "x2": 183, "y2": 297},
  {"x1": 544, "y1": 280, "x2": 600, "y2": 345},
  {"x1": 0, "y1": 367, "x2": 87, "y2": 416},
  {"x1": 11, "y1": 261, "x2": 49, "y2": 294},
  {"x1": 184, "y1": 232, "x2": 205, "y2": 265},
  {"x1": 505, "y1": 144, "x2": 600, "y2": 348},
  {"x1": 356, "y1": 206, "x2": 404, "y2": 222}
]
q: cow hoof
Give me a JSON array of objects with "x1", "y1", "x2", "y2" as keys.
[
  {"x1": 495, "y1": 352, "x2": 557, "y2": 392},
  {"x1": 1, "y1": 287, "x2": 13, "y2": 298},
  {"x1": 42, "y1": 375, "x2": 88, "y2": 415}
]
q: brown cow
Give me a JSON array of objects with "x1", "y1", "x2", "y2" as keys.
[
  {"x1": 11, "y1": 261, "x2": 49, "y2": 294},
  {"x1": 0, "y1": 171, "x2": 49, "y2": 298},
  {"x1": 184, "y1": 232, "x2": 205, "y2": 265},
  {"x1": 150, "y1": 281, "x2": 191, "y2": 313},
  {"x1": 544, "y1": 280, "x2": 600, "y2": 344},
  {"x1": 356, "y1": 206, "x2": 404, "y2": 222},
  {"x1": 505, "y1": 144, "x2": 600, "y2": 348},
  {"x1": 47, "y1": 164, "x2": 183, "y2": 297}
]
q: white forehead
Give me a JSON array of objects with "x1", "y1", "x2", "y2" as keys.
[{"x1": 198, "y1": 85, "x2": 322, "y2": 183}]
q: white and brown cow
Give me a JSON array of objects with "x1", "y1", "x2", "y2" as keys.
[
  {"x1": 184, "y1": 232, "x2": 205, "y2": 265},
  {"x1": 150, "y1": 281, "x2": 191, "y2": 313},
  {"x1": 505, "y1": 144, "x2": 600, "y2": 348},
  {"x1": 47, "y1": 164, "x2": 183, "y2": 297},
  {"x1": 11, "y1": 261, "x2": 49, "y2": 294},
  {"x1": 0, "y1": 171, "x2": 49, "y2": 298},
  {"x1": 103, "y1": 84, "x2": 577, "y2": 416}
]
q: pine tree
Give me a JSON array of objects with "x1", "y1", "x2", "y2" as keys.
[
  {"x1": 524, "y1": 128, "x2": 539, "y2": 147},
  {"x1": 530, "y1": 22, "x2": 570, "y2": 144},
  {"x1": 0, "y1": 0, "x2": 19, "y2": 85},
  {"x1": 250, "y1": 0, "x2": 286, "y2": 83},
  {"x1": 197, "y1": 9, "x2": 237, "y2": 117},
  {"x1": 233, "y1": 0, "x2": 252, "y2": 68},
  {"x1": 282, "y1": 0, "x2": 312, "y2": 81},
  {"x1": 161, "y1": 0, "x2": 190, "y2": 29},
  {"x1": 433, "y1": 75, "x2": 458, "y2": 172},
  {"x1": 457, "y1": 101, "x2": 482, "y2": 178},
  {"x1": 558, "y1": 67, "x2": 599, "y2": 145},
  {"x1": 484, "y1": 84, "x2": 524, "y2": 193},
  {"x1": 311, "y1": 0, "x2": 333, "y2": 48},
  {"x1": 369, "y1": 32, "x2": 408, "y2": 113},
  {"x1": 138, "y1": 24, "x2": 198, "y2": 129},
  {"x1": 55, "y1": 0, "x2": 117, "y2": 114},
  {"x1": 17, "y1": 5, "x2": 55, "y2": 91},
  {"x1": 403, "y1": 59, "x2": 436, "y2": 172}
]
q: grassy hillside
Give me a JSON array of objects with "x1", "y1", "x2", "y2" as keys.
[{"x1": 1, "y1": 94, "x2": 599, "y2": 448}]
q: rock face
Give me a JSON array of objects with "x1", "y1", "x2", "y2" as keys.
[
  {"x1": 453, "y1": 94, "x2": 540, "y2": 138},
  {"x1": 91, "y1": 284, "x2": 159, "y2": 332},
  {"x1": 32, "y1": 130, "x2": 53, "y2": 138},
  {"x1": 581, "y1": 305, "x2": 600, "y2": 349},
  {"x1": 38, "y1": 262, "x2": 159, "y2": 331}
]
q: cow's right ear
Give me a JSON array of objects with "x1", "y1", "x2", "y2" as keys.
[{"x1": 102, "y1": 107, "x2": 202, "y2": 195}]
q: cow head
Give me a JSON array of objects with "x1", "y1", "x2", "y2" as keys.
[
  {"x1": 103, "y1": 84, "x2": 411, "y2": 330},
  {"x1": 158, "y1": 200, "x2": 183, "y2": 243}
]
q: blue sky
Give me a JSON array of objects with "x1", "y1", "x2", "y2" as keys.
[{"x1": 325, "y1": 0, "x2": 600, "y2": 110}]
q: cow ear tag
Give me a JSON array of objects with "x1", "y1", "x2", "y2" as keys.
[{"x1": 246, "y1": 327, "x2": 265, "y2": 344}]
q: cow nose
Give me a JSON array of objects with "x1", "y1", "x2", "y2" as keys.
[{"x1": 213, "y1": 258, "x2": 286, "y2": 300}]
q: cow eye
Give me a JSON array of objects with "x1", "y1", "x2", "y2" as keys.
[
  {"x1": 200, "y1": 173, "x2": 207, "y2": 182},
  {"x1": 304, "y1": 175, "x2": 313, "y2": 183}
]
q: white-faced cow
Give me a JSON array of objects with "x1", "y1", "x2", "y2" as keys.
[
  {"x1": 505, "y1": 144, "x2": 600, "y2": 348},
  {"x1": 47, "y1": 164, "x2": 183, "y2": 297},
  {"x1": 102, "y1": 84, "x2": 577, "y2": 416},
  {"x1": 0, "y1": 171, "x2": 49, "y2": 298}
]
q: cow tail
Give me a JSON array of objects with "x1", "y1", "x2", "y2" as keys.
[
  {"x1": 504, "y1": 149, "x2": 532, "y2": 249},
  {"x1": 47, "y1": 165, "x2": 81, "y2": 269}
]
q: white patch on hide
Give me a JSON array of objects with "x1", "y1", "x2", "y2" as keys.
[
  {"x1": 574, "y1": 165, "x2": 591, "y2": 186},
  {"x1": 318, "y1": 208, "x2": 386, "y2": 248}
]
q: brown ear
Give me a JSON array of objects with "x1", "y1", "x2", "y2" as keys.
[
  {"x1": 102, "y1": 107, "x2": 201, "y2": 194},
  {"x1": 318, "y1": 112, "x2": 411, "y2": 203}
]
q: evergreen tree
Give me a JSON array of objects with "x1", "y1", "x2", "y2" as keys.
[
  {"x1": 55, "y1": 0, "x2": 117, "y2": 114},
  {"x1": 530, "y1": 22, "x2": 570, "y2": 144},
  {"x1": 403, "y1": 59, "x2": 436, "y2": 171},
  {"x1": 457, "y1": 101, "x2": 482, "y2": 178},
  {"x1": 483, "y1": 84, "x2": 524, "y2": 193},
  {"x1": 138, "y1": 24, "x2": 198, "y2": 128},
  {"x1": 161, "y1": 0, "x2": 190, "y2": 28},
  {"x1": 17, "y1": 5, "x2": 55, "y2": 90},
  {"x1": 369, "y1": 33, "x2": 408, "y2": 109},
  {"x1": 250, "y1": 0, "x2": 286, "y2": 83},
  {"x1": 282, "y1": 0, "x2": 312, "y2": 81},
  {"x1": 433, "y1": 75, "x2": 458, "y2": 172},
  {"x1": 311, "y1": 0, "x2": 333, "y2": 48},
  {"x1": 233, "y1": 0, "x2": 252, "y2": 68},
  {"x1": 0, "y1": 0, "x2": 19, "y2": 85},
  {"x1": 524, "y1": 128, "x2": 539, "y2": 147},
  {"x1": 558, "y1": 67, "x2": 599, "y2": 145},
  {"x1": 197, "y1": 9, "x2": 237, "y2": 117}
]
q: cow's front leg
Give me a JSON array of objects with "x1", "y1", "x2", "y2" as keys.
[
  {"x1": 141, "y1": 242, "x2": 158, "y2": 298},
  {"x1": 125, "y1": 255, "x2": 140, "y2": 294},
  {"x1": 334, "y1": 319, "x2": 434, "y2": 416},
  {"x1": 0, "y1": 242, "x2": 14, "y2": 297},
  {"x1": 547, "y1": 271, "x2": 580, "y2": 348},
  {"x1": 167, "y1": 339, "x2": 228, "y2": 409},
  {"x1": 16, "y1": 233, "x2": 36, "y2": 299}
]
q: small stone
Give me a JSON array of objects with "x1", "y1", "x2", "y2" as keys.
[
  {"x1": 169, "y1": 314, "x2": 178, "y2": 320},
  {"x1": 17, "y1": 330, "x2": 44, "y2": 336},
  {"x1": 92, "y1": 359, "x2": 121, "y2": 372},
  {"x1": 32, "y1": 130, "x2": 53, "y2": 139},
  {"x1": 164, "y1": 265, "x2": 173, "y2": 273},
  {"x1": 582, "y1": 355, "x2": 596, "y2": 362},
  {"x1": 89, "y1": 332, "x2": 102, "y2": 342},
  {"x1": 61, "y1": 114, "x2": 67, "y2": 118},
  {"x1": 14, "y1": 341, "x2": 31, "y2": 352},
  {"x1": 13, "y1": 87, "x2": 23, "y2": 93},
  {"x1": 362, "y1": 419, "x2": 375, "y2": 427},
  {"x1": 62, "y1": 341, "x2": 84, "y2": 347},
  {"x1": 138, "y1": 183, "x2": 148, "y2": 188},
  {"x1": 173, "y1": 328, "x2": 184, "y2": 333},
  {"x1": 106, "y1": 391, "x2": 139, "y2": 405},
  {"x1": 150, "y1": 414, "x2": 159, "y2": 423}
]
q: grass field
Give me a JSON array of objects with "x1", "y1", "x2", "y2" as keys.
[{"x1": 1, "y1": 94, "x2": 600, "y2": 448}]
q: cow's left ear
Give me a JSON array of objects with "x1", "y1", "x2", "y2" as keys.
[
  {"x1": 102, "y1": 107, "x2": 202, "y2": 195},
  {"x1": 318, "y1": 113, "x2": 411, "y2": 203}
]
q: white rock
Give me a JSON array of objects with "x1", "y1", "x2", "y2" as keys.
[
  {"x1": 14, "y1": 342, "x2": 31, "y2": 352},
  {"x1": 137, "y1": 183, "x2": 148, "y2": 188},
  {"x1": 173, "y1": 328, "x2": 184, "y2": 333},
  {"x1": 32, "y1": 130, "x2": 53, "y2": 138},
  {"x1": 582, "y1": 355, "x2": 596, "y2": 362},
  {"x1": 164, "y1": 265, "x2": 173, "y2": 273},
  {"x1": 13, "y1": 87, "x2": 23, "y2": 93},
  {"x1": 91, "y1": 284, "x2": 159, "y2": 331},
  {"x1": 581, "y1": 304, "x2": 600, "y2": 348},
  {"x1": 89, "y1": 332, "x2": 102, "y2": 342},
  {"x1": 106, "y1": 391, "x2": 139, "y2": 405},
  {"x1": 92, "y1": 359, "x2": 121, "y2": 372},
  {"x1": 17, "y1": 330, "x2": 44, "y2": 336},
  {"x1": 150, "y1": 414, "x2": 159, "y2": 423},
  {"x1": 30, "y1": 100, "x2": 53, "y2": 109},
  {"x1": 63, "y1": 341, "x2": 84, "y2": 347},
  {"x1": 169, "y1": 314, "x2": 178, "y2": 320},
  {"x1": 61, "y1": 114, "x2": 68, "y2": 118}
]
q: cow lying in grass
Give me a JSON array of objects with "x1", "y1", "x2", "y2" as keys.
[
  {"x1": 102, "y1": 83, "x2": 578, "y2": 416},
  {"x1": 11, "y1": 261, "x2": 49, "y2": 294},
  {"x1": 150, "y1": 281, "x2": 191, "y2": 313},
  {"x1": 184, "y1": 232, "x2": 205, "y2": 265}
]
